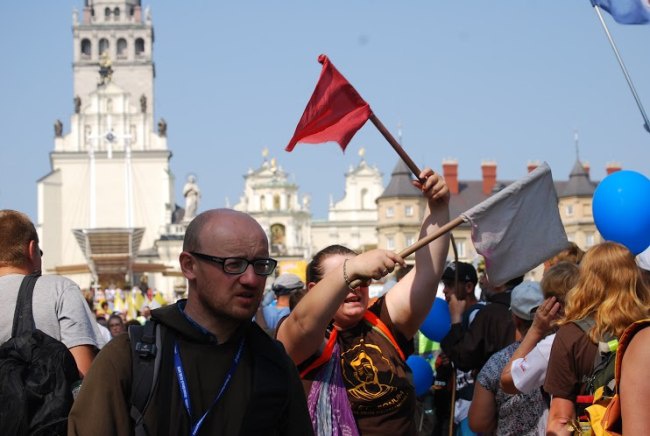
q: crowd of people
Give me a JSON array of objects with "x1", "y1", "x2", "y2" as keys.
[{"x1": 1, "y1": 161, "x2": 650, "y2": 435}]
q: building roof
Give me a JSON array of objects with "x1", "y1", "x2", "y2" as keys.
[
  {"x1": 448, "y1": 181, "x2": 514, "y2": 220},
  {"x1": 447, "y1": 162, "x2": 596, "y2": 225},
  {"x1": 560, "y1": 159, "x2": 596, "y2": 198},
  {"x1": 378, "y1": 159, "x2": 422, "y2": 199}
]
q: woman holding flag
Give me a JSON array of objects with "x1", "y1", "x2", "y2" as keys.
[{"x1": 276, "y1": 167, "x2": 450, "y2": 436}]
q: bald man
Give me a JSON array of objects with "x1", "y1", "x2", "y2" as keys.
[{"x1": 70, "y1": 209, "x2": 312, "y2": 435}]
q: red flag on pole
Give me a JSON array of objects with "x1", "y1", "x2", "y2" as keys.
[{"x1": 285, "y1": 54, "x2": 372, "y2": 152}]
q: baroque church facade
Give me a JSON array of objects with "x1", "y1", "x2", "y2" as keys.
[{"x1": 38, "y1": 0, "x2": 609, "y2": 301}]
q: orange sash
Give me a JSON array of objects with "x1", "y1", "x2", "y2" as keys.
[{"x1": 299, "y1": 311, "x2": 405, "y2": 378}]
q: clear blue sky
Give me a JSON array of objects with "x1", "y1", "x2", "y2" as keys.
[{"x1": 1, "y1": 1, "x2": 648, "y2": 221}]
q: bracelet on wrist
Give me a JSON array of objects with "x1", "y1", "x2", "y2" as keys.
[{"x1": 343, "y1": 259, "x2": 356, "y2": 291}]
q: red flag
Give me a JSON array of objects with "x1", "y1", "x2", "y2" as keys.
[{"x1": 285, "y1": 54, "x2": 372, "y2": 152}]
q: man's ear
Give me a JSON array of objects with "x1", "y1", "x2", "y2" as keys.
[
  {"x1": 464, "y1": 282, "x2": 475, "y2": 297},
  {"x1": 307, "y1": 281, "x2": 317, "y2": 291},
  {"x1": 179, "y1": 252, "x2": 197, "y2": 280},
  {"x1": 27, "y1": 240, "x2": 41, "y2": 272},
  {"x1": 28, "y1": 240, "x2": 39, "y2": 259}
]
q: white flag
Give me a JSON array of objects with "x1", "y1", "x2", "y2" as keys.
[{"x1": 461, "y1": 162, "x2": 568, "y2": 286}]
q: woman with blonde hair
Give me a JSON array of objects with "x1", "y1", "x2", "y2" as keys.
[{"x1": 544, "y1": 241, "x2": 650, "y2": 434}]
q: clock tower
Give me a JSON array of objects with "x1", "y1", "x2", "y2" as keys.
[{"x1": 37, "y1": 0, "x2": 175, "y2": 291}]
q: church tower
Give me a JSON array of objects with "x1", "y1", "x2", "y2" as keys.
[
  {"x1": 38, "y1": 0, "x2": 174, "y2": 290},
  {"x1": 233, "y1": 150, "x2": 312, "y2": 262},
  {"x1": 311, "y1": 149, "x2": 384, "y2": 254}
]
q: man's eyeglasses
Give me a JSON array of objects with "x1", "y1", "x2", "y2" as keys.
[{"x1": 189, "y1": 252, "x2": 277, "y2": 276}]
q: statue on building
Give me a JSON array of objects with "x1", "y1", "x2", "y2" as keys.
[
  {"x1": 183, "y1": 174, "x2": 201, "y2": 221},
  {"x1": 98, "y1": 52, "x2": 113, "y2": 86},
  {"x1": 140, "y1": 94, "x2": 147, "y2": 113},
  {"x1": 54, "y1": 120, "x2": 63, "y2": 137},
  {"x1": 74, "y1": 96, "x2": 81, "y2": 114},
  {"x1": 158, "y1": 118, "x2": 167, "y2": 137}
]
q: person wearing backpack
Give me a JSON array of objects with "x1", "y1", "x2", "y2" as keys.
[
  {"x1": 544, "y1": 242, "x2": 650, "y2": 435},
  {"x1": 434, "y1": 261, "x2": 485, "y2": 435},
  {"x1": 0, "y1": 209, "x2": 103, "y2": 434},
  {"x1": 68, "y1": 209, "x2": 313, "y2": 435}
]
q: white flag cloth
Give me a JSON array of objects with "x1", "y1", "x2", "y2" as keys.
[
  {"x1": 637, "y1": 246, "x2": 650, "y2": 271},
  {"x1": 461, "y1": 162, "x2": 568, "y2": 286}
]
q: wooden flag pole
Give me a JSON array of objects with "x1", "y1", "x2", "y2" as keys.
[
  {"x1": 347, "y1": 216, "x2": 465, "y2": 289},
  {"x1": 369, "y1": 113, "x2": 423, "y2": 178},
  {"x1": 398, "y1": 216, "x2": 465, "y2": 258},
  {"x1": 448, "y1": 367, "x2": 457, "y2": 436}
]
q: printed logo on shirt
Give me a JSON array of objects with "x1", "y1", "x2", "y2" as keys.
[{"x1": 341, "y1": 339, "x2": 408, "y2": 416}]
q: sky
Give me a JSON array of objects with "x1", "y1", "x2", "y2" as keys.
[{"x1": 1, "y1": 1, "x2": 649, "y2": 222}]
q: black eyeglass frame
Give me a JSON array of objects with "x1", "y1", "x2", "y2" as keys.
[{"x1": 189, "y1": 251, "x2": 277, "y2": 276}]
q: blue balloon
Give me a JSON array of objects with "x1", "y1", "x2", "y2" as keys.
[
  {"x1": 419, "y1": 297, "x2": 451, "y2": 342},
  {"x1": 593, "y1": 170, "x2": 650, "y2": 255},
  {"x1": 406, "y1": 355, "x2": 434, "y2": 397}
]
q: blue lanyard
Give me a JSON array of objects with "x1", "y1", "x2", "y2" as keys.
[{"x1": 173, "y1": 337, "x2": 245, "y2": 436}]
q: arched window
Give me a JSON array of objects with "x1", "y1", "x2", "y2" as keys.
[
  {"x1": 273, "y1": 194, "x2": 281, "y2": 210},
  {"x1": 117, "y1": 38, "x2": 127, "y2": 58},
  {"x1": 106, "y1": 98, "x2": 113, "y2": 113},
  {"x1": 99, "y1": 38, "x2": 109, "y2": 55},
  {"x1": 104, "y1": 7, "x2": 111, "y2": 21},
  {"x1": 113, "y1": 8, "x2": 120, "y2": 21},
  {"x1": 81, "y1": 39, "x2": 92, "y2": 57},
  {"x1": 135, "y1": 38, "x2": 145, "y2": 56},
  {"x1": 360, "y1": 188, "x2": 368, "y2": 210},
  {"x1": 260, "y1": 195, "x2": 266, "y2": 211}
]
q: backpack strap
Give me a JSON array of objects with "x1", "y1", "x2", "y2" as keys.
[
  {"x1": 573, "y1": 317, "x2": 595, "y2": 334},
  {"x1": 573, "y1": 317, "x2": 618, "y2": 396},
  {"x1": 129, "y1": 320, "x2": 162, "y2": 436},
  {"x1": 363, "y1": 310, "x2": 405, "y2": 361},
  {"x1": 299, "y1": 328, "x2": 338, "y2": 378},
  {"x1": 462, "y1": 302, "x2": 486, "y2": 330},
  {"x1": 614, "y1": 319, "x2": 650, "y2": 388},
  {"x1": 11, "y1": 273, "x2": 41, "y2": 337}
]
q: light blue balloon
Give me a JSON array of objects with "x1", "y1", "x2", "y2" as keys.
[
  {"x1": 420, "y1": 297, "x2": 451, "y2": 342},
  {"x1": 593, "y1": 170, "x2": 650, "y2": 255},
  {"x1": 406, "y1": 354, "x2": 434, "y2": 397}
]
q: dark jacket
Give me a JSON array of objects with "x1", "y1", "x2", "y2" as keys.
[
  {"x1": 440, "y1": 291, "x2": 515, "y2": 372},
  {"x1": 69, "y1": 302, "x2": 313, "y2": 436}
]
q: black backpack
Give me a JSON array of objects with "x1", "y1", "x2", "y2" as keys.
[
  {"x1": 128, "y1": 320, "x2": 163, "y2": 436},
  {"x1": 0, "y1": 273, "x2": 80, "y2": 435}
]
